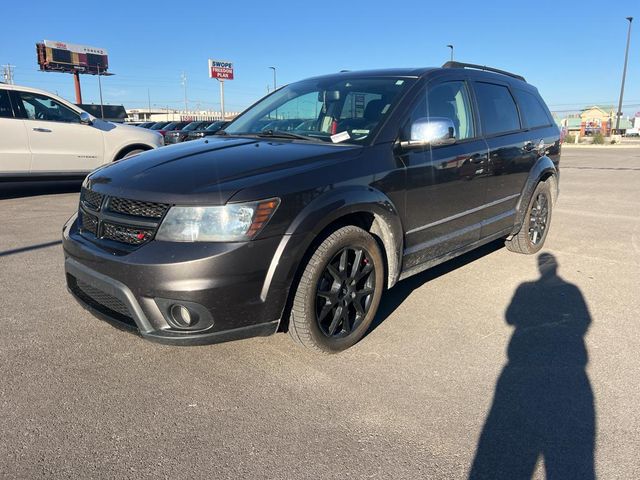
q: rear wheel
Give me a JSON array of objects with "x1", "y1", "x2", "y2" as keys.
[
  {"x1": 288, "y1": 226, "x2": 384, "y2": 353},
  {"x1": 506, "y1": 179, "x2": 553, "y2": 254}
]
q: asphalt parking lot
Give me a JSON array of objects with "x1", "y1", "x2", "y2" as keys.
[{"x1": 1, "y1": 147, "x2": 639, "y2": 479}]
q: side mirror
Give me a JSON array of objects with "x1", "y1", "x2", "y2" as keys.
[
  {"x1": 400, "y1": 117, "x2": 456, "y2": 149},
  {"x1": 79, "y1": 112, "x2": 93, "y2": 125}
]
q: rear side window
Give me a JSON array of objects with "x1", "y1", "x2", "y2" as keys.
[
  {"x1": 514, "y1": 89, "x2": 552, "y2": 128},
  {"x1": 0, "y1": 90, "x2": 13, "y2": 118},
  {"x1": 474, "y1": 82, "x2": 520, "y2": 135}
]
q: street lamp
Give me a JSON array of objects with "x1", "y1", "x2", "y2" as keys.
[
  {"x1": 268, "y1": 66, "x2": 277, "y2": 91},
  {"x1": 446, "y1": 44, "x2": 454, "y2": 62},
  {"x1": 615, "y1": 17, "x2": 633, "y2": 134},
  {"x1": 96, "y1": 65, "x2": 104, "y2": 120}
]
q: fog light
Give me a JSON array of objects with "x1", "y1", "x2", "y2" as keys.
[{"x1": 170, "y1": 304, "x2": 195, "y2": 327}]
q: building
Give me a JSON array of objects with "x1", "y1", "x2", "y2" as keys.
[
  {"x1": 560, "y1": 105, "x2": 633, "y2": 136},
  {"x1": 125, "y1": 108, "x2": 240, "y2": 123}
]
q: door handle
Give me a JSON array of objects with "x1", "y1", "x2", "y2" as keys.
[
  {"x1": 470, "y1": 154, "x2": 486, "y2": 164},
  {"x1": 33, "y1": 128, "x2": 52, "y2": 133},
  {"x1": 523, "y1": 141, "x2": 535, "y2": 152}
]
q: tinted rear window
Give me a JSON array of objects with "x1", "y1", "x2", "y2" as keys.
[
  {"x1": 0, "y1": 90, "x2": 13, "y2": 118},
  {"x1": 474, "y1": 82, "x2": 520, "y2": 135},
  {"x1": 514, "y1": 89, "x2": 552, "y2": 128}
]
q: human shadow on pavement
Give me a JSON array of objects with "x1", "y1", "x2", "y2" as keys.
[{"x1": 468, "y1": 253, "x2": 595, "y2": 480}]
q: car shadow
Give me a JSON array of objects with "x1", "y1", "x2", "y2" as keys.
[
  {"x1": 0, "y1": 240, "x2": 63, "y2": 258},
  {"x1": 468, "y1": 253, "x2": 595, "y2": 479},
  {"x1": 368, "y1": 239, "x2": 505, "y2": 334},
  {"x1": 0, "y1": 180, "x2": 81, "y2": 200}
]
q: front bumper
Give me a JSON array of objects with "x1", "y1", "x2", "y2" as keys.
[{"x1": 63, "y1": 215, "x2": 290, "y2": 345}]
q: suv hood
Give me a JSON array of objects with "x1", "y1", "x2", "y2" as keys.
[{"x1": 85, "y1": 136, "x2": 361, "y2": 205}]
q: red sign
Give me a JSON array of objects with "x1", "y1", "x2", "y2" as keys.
[{"x1": 209, "y1": 59, "x2": 234, "y2": 80}]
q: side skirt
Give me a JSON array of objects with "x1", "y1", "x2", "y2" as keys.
[{"x1": 398, "y1": 227, "x2": 511, "y2": 282}]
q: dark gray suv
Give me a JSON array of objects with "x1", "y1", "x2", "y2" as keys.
[{"x1": 63, "y1": 62, "x2": 560, "y2": 353}]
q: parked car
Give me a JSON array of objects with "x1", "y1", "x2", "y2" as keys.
[
  {"x1": 63, "y1": 62, "x2": 560, "y2": 352},
  {"x1": 185, "y1": 121, "x2": 228, "y2": 141},
  {"x1": 136, "y1": 121, "x2": 157, "y2": 129},
  {"x1": 0, "y1": 83, "x2": 163, "y2": 180},
  {"x1": 158, "y1": 121, "x2": 190, "y2": 139},
  {"x1": 164, "y1": 121, "x2": 212, "y2": 144},
  {"x1": 149, "y1": 121, "x2": 170, "y2": 131}
]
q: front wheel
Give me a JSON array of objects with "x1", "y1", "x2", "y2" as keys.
[
  {"x1": 288, "y1": 226, "x2": 384, "y2": 353},
  {"x1": 121, "y1": 148, "x2": 146, "y2": 159},
  {"x1": 506, "y1": 179, "x2": 553, "y2": 254}
]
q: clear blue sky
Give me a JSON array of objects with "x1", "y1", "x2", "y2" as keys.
[{"x1": 1, "y1": 0, "x2": 638, "y2": 115}]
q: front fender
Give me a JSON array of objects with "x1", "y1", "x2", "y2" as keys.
[
  {"x1": 512, "y1": 155, "x2": 558, "y2": 235},
  {"x1": 259, "y1": 186, "x2": 404, "y2": 319}
]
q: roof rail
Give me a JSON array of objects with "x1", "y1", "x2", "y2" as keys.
[{"x1": 442, "y1": 61, "x2": 526, "y2": 82}]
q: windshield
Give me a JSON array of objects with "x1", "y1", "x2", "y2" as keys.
[
  {"x1": 206, "y1": 121, "x2": 225, "y2": 131},
  {"x1": 150, "y1": 122, "x2": 168, "y2": 130},
  {"x1": 183, "y1": 121, "x2": 203, "y2": 131},
  {"x1": 164, "y1": 122, "x2": 187, "y2": 131},
  {"x1": 224, "y1": 76, "x2": 414, "y2": 144}
]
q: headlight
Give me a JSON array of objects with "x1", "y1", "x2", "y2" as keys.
[{"x1": 156, "y1": 198, "x2": 280, "y2": 242}]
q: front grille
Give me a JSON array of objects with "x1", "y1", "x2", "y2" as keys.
[
  {"x1": 69, "y1": 275, "x2": 136, "y2": 327},
  {"x1": 102, "y1": 222, "x2": 154, "y2": 245},
  {"x1": 107, "y1": 197, "x2": 169, "y2": 219},
  {"x1": 81, "y1": 211, "x2": 98, "y2": 235},
  {"x1": 80, "y1": 187, "x2": 103, "y2": 210},
  {"x1": 78, "y1": 189, "x2": 170, "y2": 248}
]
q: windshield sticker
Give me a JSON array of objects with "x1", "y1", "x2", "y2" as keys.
[
  {"x1": 351, "y1": 129, "x2": 370, "y2": 135},
  {"x1": 331, "y1": 131, "x2": 351, "y2": 143},
  {"x1": 395, "y1": 80, "x2": 404, "y2": 85},
  {"x1": 381, "y1": 104, "x2": 390, "y2": 114}
]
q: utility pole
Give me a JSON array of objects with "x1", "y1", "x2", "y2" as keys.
[
  {"x1": 147, "y1": 88, "x2": 151, "y2": 120},
  {"x1": 615, "y1": 17, "x2": 633, "y2": 133},
  {"x1": 2, "y1": 64, "x2": 15, "y2": 84},
  {"x1": 181, "y1": 72, "x2": 188, "y2": 113}
]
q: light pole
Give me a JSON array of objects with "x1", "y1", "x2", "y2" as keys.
[
  {"x1": 97, "y1": 65, "x2": 104, "y2": 120},
  {"x1": 446, "y1": 44, "x2": 454, "y2": 62},
  {"x1": 615, "y1": 17, "x2": 633, "y2": 134},
  {"x1": 181, "y1": 72, "x2": 188, "y2": 114},
  {"x1": 269, "y1": 66, "x2": 277, "y2": 91}
]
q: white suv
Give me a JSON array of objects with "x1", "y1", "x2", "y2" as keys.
[{"x1": 0, "y1": 83, "x2": 163, "y2": 179}]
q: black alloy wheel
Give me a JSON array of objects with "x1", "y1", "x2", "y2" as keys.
[
  {"x1": 528, "y1": 191, "x2": 549, "y2": 245},
  {"x1": 315, "y1": 247, "x2": 376, "y2": 338},
  {"x1": 505, "y1": 179, "x2": 554, "y2": 255},
  {"x1": 288, "y1": 225, "x2": 384, "y2": 353}
]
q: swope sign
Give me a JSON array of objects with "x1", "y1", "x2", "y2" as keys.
[{"x1": 209, "y1": 59, "x2": 234, "y2": 80}]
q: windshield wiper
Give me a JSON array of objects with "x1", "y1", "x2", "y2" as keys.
[
  {"x1": 256, "y1": 129, "x2": 321, "y2": 141},
  {"x1": 213, "y1": 129, "x2": 229, "y2": 135}
]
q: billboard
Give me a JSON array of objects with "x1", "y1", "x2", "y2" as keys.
[
  {"x1": 36, "y1": 40, "x2": 109, "y2": 75},
  {"x1": 208, "y1": 59, "x2": 234, "y2": 80}
]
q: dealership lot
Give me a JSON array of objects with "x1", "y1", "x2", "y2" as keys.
[{"x1": 1, "y1": 147, "x2": 639, "y2": 479}]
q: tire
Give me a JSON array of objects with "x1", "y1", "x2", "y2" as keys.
[
  {"x1": 121, "y1": 148, "x2": 146, "y2": 160},
  {"x1": 288, "y1": 226, "x2": 384, "y2": 353},
  {"x1": 506, "y1": 179, "x2": 553, "y2": 254}
]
